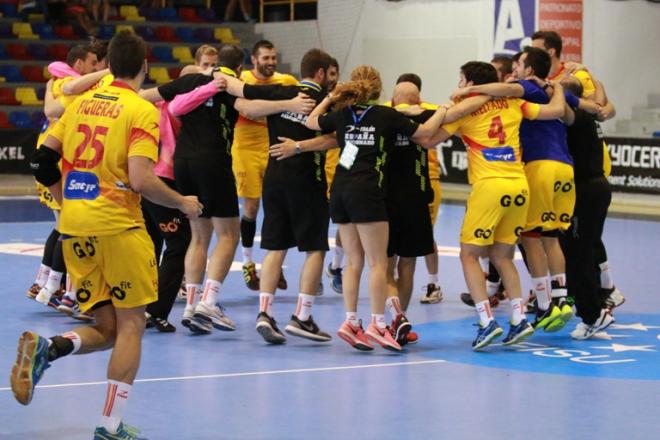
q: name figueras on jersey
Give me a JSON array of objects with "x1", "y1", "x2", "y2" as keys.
[{"x1": 76, "y1": 95, "x2": 124, "y2": 120}]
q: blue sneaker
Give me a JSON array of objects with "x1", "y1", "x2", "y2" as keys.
[
  {"x1": 502, "y1": 319, "x2": 535, "y2": 346},
  {"x1": 10, "y1": 331, "x2": 50, "y2": 405},
  {"x1": 93, "y1": 422, "x2": 145, "y2": 439},
  {"x1": 472, "y1": 320, "x2": 503, "y2": 351},
  {"x1": 326, "y1": 264, "x2": 343, "y2": 294}
]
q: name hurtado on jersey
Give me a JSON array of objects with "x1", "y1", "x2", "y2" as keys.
[{"x1": 345, "y1": 125, "x2": 376, "y2": 146}]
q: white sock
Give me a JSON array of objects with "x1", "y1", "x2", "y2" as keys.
[
  {"x1": 100, "y1": 380, "x2": 131, "y2": 434},
  {"x1": 202, "y1": 279, "x2": 222, "y2": 307},
  {"x1": 510, "y1": 298, "x2": 523, "y2": 325},
  {"x1": 259, "y1": 292, "x2": 274, "y2": 316},
  {"x1": 385, "y1": 296, "x2": 403, "y2": 320},
  {"x1": 599, "y1": 261, "x2": 614, "y2": 289},
  {"x1": 186, "y1": 283, "x2": 202, "y2": 307},
  {"x1": 475, "y1": 300, "x2": 494, "y2": 326},
  {"x1": 532, "y1": 276, "x2": 551, "y2": 311},
  {"x1": 479, "y1": 257, "x2": 489, "y2": 273},
  {"x1": 62, "y1": 331, "x2": 82, "y2": 354},
  {"x1": 551, "y1": 273, "x2": 567, "y2": 299},
  {"x1": 36, "y1": 264, "x2": 50, "y2": 286},
  {"x1": 371, "y1": 314, "x2": 387, "y2": 329},
  {"x1": 486, "y1": 280, "x2": 501, "y2": 297},
  {"x1": 428, "y1": 273, "x2": 438, "y2": 285},
  {"x1": 346, "y1": 311, "x2": 358, "y2": 326},
  {"x1": 64, "y1": 274, "x2": 76, "y2": 300},
  {"x1": 295, "y1": 293, "x2": 315, "y2": 321},
  {"x1": 242, "y1": 247, "x2": 253, "y2": 265},
  {"x1": 331, "y1": 246, "x2": 344, "y2": 270},
  {"x1": 44, "y1": 270, "x2": 64, "y2": 294}
]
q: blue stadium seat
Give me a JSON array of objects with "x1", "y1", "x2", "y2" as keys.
[
  {"x1": 0, "y1": 45, "x2": 6, "y2": 60},
  {"x1": 152, "y1": 46, "x2": 175, "y2": 62},
  {"x1": 9, "y1": 111, "x2": 33, "y2": 129},
  {"x1": 135, "y1": 25, "x2": 155, "y2": 41},
  {"x1": 194, "y1": 28, "x2": 213, "y2": 43},
  {"x1": 159, "y1": 7, "x2": 179, "y2": 21},
  {"x1": 0, "y1": 23, "x2": 12, "y2": 38},
  {"x1": 176, "y1": 27, "x2": 197, "y2": 43},
  {"x1": 32, "y1": 111, "x2": 46, "y2": 129},
  {"x1": 198, "y1": 8, "x2": 216, "y2": 22},
  {"x1": 32, "y1": 23, "x2": 55, "y2": 39},
  {"x1": 0, "y1": 65, "x2": 25, "y2": 82},
  {"x1": 0, "y1": 4, "x2": 18, "y2": 18},
  {"x1": 139, "y1": 7, "x2": 159, "y2": 20},
  {"x1": 28, "y1": 43, "x2": 48, "y2": 60},
  {"x1": 98, "y1": 24, "x2": 115, "y2": 40}
]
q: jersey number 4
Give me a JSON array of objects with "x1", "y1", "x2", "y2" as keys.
[
  {"x1": 73, "y1": 124, "x2": 107, "y2": 169},
  {"x1": 487, "y1": 116, "x2": 505, "y2": 144}
]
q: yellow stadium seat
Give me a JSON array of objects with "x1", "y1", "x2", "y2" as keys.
[
  {"x1": 28, "y1": 13, "x2": 45, "y2": 22},
  {"x1": 12, "y1": 22, "x2": 39, "y2": 40},
  {"x1": 15, "y1": 87, "x2": 43, "y2": 105},
  {"x1": 43, "y1": 66, "x2": 52, "y2": 80},
  {"x1": 172, "y1": 46, "x2": 195, "y2": 64},
  {"x1": 149, "y1": 67, "x2": 171, "y2": 85},
  {"x1": 119, "y1": 5, "x2": 145, "y2": 22},
  {"x1": 115, "y1": 25, "x2": 135, "y2": 34},
  {"x1": 214, "y1": 28, "x2": 240, "y2": 44},
  {"x1": 0, "y1": 76, "x2": 6, "y2": 83}
]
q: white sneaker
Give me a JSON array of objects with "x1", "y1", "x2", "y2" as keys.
[
  {"x1": 420, "y1": 283, "x2": 443, "y2": 304},
  {"x1": 570, "y1": 309, "x2": 615, "y2": 340},
  {"x1": 192, "y1": 301, "x2": 236, "y2": 331},
  {"x1": 603, "y1": 286, "x2": 625, "y2": 309},
  {"x1": 181, "y1": 304, "x2": 195, "y2": 328},
  {"x1": 34, "y1": 287, "x2": 52, "y2": 305}
]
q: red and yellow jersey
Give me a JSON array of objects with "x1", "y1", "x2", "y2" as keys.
[
  {"x1": 548, "y1": 62, "x2": 596, "y2": 98},
  {"x1": 233, "y1": 70, "x2": 298, "y2": 149},
  {"x1": 442, "y1": 98, "x2": 540, "y2": 184},
  {"x1": 49, "y1": 81, "x2": 160, "y2": 236}
]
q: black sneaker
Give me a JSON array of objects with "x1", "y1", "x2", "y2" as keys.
[
  {"x1": 284, "y1": 315, "x2": 332, "y2": 342},
  {"x1": 460, "y1": 292, "x2": 500, "y2": 308},
  {"x1": 256, "y1": 312, "x2": 286, "y2": 344},
  {"x1": 153, "y1": 317, "x2": 176, "y2": 333}
]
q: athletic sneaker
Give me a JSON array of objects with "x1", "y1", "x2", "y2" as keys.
[
  {"x1": 390, "y1": 314, "x2": 412, "y2": 346},
  {"x1": 191, "y1": 302, "x2": 235, "y2": 332},
  {"x1": 502, "y1": 319, "x2": 535, "y2": 345},
  {"x1": 26, "y1": 283, "x2": 40, "y2": 299},
  {"x1": 601, "y1": 286, "x2": 625, "y2": 309},
  {"x1": 420, "y1": 283, "x2": 443, "y2": 304},
  {"x1": 570, "y1": 309, "x2": 615, "y2": 340},
  {"x1": 524, "y1": 291, "x2": 537, "y2": 314},
  {"x1": 93, "y1": 422, "x2": 145, "y2": 439},
  {"x1": 176, "y1": 282, "x2": 187, "y2": 302},
  {"x1": 256, "y1": 312, "x2": 286, "y2": 344},
  {"x1": 243, "y1": 262, "x2": 260, "y2": 291},
  {"x1": 532, "y1": 305, "x2": 565, "y2": 332},
  {"x1": 365, "y1": 322, "x2": 402, "y2": 352},
  {"x1": 316, "y1": 282, "x2": 324, "y2": 296},
  {"x1": 555, "y1": 297, "x2": 574, "y2": 322},
  {"x1": 472, "y1": 320, "x2": 503, "y2": 350},
  {"x1": 337, "y1": 319, "x2": 373, "y2": 351},
  {"x1": 10, "y1": 331, "x2": 50, "y2": 405},
  {"x1": 148, "y1": 316, "x2": 176, "y2": 333},
  {"x1": 326, "y1": 264, "x2": 343, "y2": 294},
  {"x1": 181, "y1": 304, "x2": 194, "y2": 328},
  {"x1": 56, "y1": 296, "x2": 76, "y2": 316},
  {"x1": 277, "y1": 270, "x2": 288, "y2": 290},
  {"x1": 459, "y1": 292, "x2": 499, "y2": 308},
  {"x1": 285, "y1": 315, "x2": 331, "y2": 342},
  {"x1": 72, "y1": 306, "x2": 94, "y2": 322},
  {"x1": 46, "y1": 294, "x2": 62, "y2": 310},
  {"x1": 406, "y1": 330, "x2": 419, "y2": 344}
]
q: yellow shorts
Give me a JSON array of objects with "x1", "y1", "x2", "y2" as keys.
[
  {"x1": 63, "y1": 228, "x2": 158, "y2": 312},
  {"x1": 232, "y1": 135, "x2": 269, "y2": 199},
  {"x1": 325, "y1": 148, "x2": 340, "y2": 199},
  {"x1": 602, "y1": 141, "x2": 611, "y2": 177},
  {"x1": 460, "y1": 177, "x2": 529, "y2": 246},
  {"x1": 36, "y1": 181, "x2": 60, "y2": 210},
  {"x1": 428, "y1": 179, "x2": 442, "y2": 225},
  {"x1": 524, "y1": 160, "x2": 575, "y2": 232}
]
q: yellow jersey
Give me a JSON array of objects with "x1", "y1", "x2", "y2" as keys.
[
  {"x1": 49, "y1": 80, "x2": 160, "y2": 236},
  {"x1": 233, "y1": 70, "x2": 298, "y2": 149},
  {"x1": 548, "y1": 63, "x2": 596, "y2": 97},
  {"x1": 442, "y1": 98, "x2": 540, "y2": 184}
]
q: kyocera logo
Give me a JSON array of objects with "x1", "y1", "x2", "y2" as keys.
[{"x1": 64, "y1": 171, "x2": 100, "y2": 200}]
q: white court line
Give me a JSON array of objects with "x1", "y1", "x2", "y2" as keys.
[{"x1": 0, "y1": 359, "x2": 446, "y2": 392}]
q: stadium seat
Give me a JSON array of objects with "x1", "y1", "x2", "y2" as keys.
[
  {"x1": 54, "y1": 25, "x2": 77, "y2": 40},
  {"x1": 32, "y1": 23, "x2": 55, "y2": 39},
  {"x1": 119, "y1": 5, "x2": 145, "y2": 21},
  {"x1": 36, "y1": 87, "x2": 45, "y2": 100},
  {"x1": 0, "y1": 23, "x2": 12, "y2": 38},
  {"x1": 15, "y1": 87, "x2": 43, "y2": 105},
  {"x1": 172, "y1": 46, "x2": 194, "y2": 64},
  {"x1": 194, "y1": 28, "x2": 214, "y2": 43},
  {"x1": 12, "y1": 22, "x2": 38, "y2": 40},
  {"x1": 28, "y1": 43, "x2": 48, "y2": 60},
  {"x1": 178, "y1": 7, "x2": 200, "y2": 22},
  {"x1": 0, "y1": 76, "x2": 5, "y2": 83},
  {"x1": 149, "y1": 67, "x2": 171, "y2": 85},
  {"x1": 0, "y1": 3, "x2": 17, "y2": 18},
  {"x1": 32, "y1": 111, "x2": 46, "y2": 128},
  {"x1": 0, "y1": 45, "x2": 6, "y2": 60},
  {"x1": 152, "y1": 46, "x2": 175, "y2": 62},
  {"x1": 0, "y1": 88, "x2": 19, "y2": 105},
  {"x1": 135, "y1": 25, "x2": 155, "y2": 41},
  {"x1": 0, "y1": 65, "x2": 25, "y2": 82},
  {"x1": 22, "y1": 65, "x2": 45, "y2": 82},
  {"x1": 214, "y1": 28, "x2": 240, "y2": 44},
  {"x1": 158, "y1": 7, "x2": 179, "y2": 21},
  {"x1": 116, "y1": 24, "x2": 135, "y2": 35},
  {"x1": 98, "y1": 24, "x2": 115, "y2": 40},
  {"x1": 169, "y1": 67, "x2": 182, "y2": 79},
  {"x1": 176, "y1": 27, "x2": 197, "y2": 43},
  {"x1": 43, "y1": 65, "x2": 51, "y2": 80},
  {"x1": 47, "y1": 44, "x2": 69, "y2": 61},
  {"x1": 145, "y1": 46, "x2": 157, "y2": 63},
  {"x1": 9, "y1": 111, "x2": 33, "y2": 128},
  {"x1": 155, "y1": 26, "x2": 178, "y2": 42},
  {"x1": 139, "y1": 7, "x2": 159, "y2": 20},
  {"x1": 28, "y1": 13, "x2": 45, "y2": 22},
  {"x1": 0, "y1": 111, "x2": 10, "y2": 128},
  {"x1": 6, "y1": 43, "x2": 31, "y2": 60},
  {"x1": 198, "y1": 8, "x2": 216, "y2": 22}
]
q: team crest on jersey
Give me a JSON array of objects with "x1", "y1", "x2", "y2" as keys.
[{"x1": 64, "y1": 171, "x2": 100, "y2": 200}]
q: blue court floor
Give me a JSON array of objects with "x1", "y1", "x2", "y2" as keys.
[{"x1": 0, "y1": 200, "x2": 659, "y2": 440}]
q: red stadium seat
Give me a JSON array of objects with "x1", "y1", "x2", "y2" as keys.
[
  {"x1": 21, "y1": 65, "x2": 46, "y2": 82},
  {"x1": 0, "y1": 111, "x2": 10, "y2": 128},
  {"x1": 0, "y1": 88, "x2": 19, "y2": 105},
  {"x1": 155, "y1": 26, "x2": 178, "y2": 42},
  {"x1": 47, "y1": 44, "x2": 69, "y2": 61},
  {"x1": 169, "y1": 67, "x2": 182, "y2": 79},
  {"x1": 6, "y1": 43, "x2": 31, "y2": 60},
  {"x1": 54, "y1": 25, "x2": 77, "y2": 40},
  {"x1": 178, "y1": 7, "x2": 201, "y2": 22}
]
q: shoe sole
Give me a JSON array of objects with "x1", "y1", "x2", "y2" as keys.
[
  {"x1": 11, "y1": 331, "x2": 40, "y2": 405},
  {"x1": 572, "y1": 316, "x2": 616, "y2": 340},
  {"x1": 256, "y1": 323, "x2": 286, "y2": 344},
  {"x1": 502, "y1": 326, "x2": 535, "y2": 346},
  {"x1": 56, "y1": 305, "x2": 75, "y2": 316},
  {"x1": 394, "y1": 321, "x2": 412, "y2": 345},
  {"x1": 365, "y1": 330, "x2": 402, "y2": 352},
  {"x1": 337, "y1": 329, "x2": 373, "y2": 351},
  {"x1": 284, "y1": 324, "x2": 332, "y2": 342},
  {"x1": 188, "y1": 318, "x2": 212, "y2": 334},
  {"x1": 421, "y1": 296, "x2": 442, "y2": 304},
  {"x1": 472, "y1": 327, "x2": 504, "y2": 351},
  {"x1": 560, "y1": 307, "x2": 574, "y2": 322},
  {"x1": 181, "y1": 318, "x2": 191, "y2": 328},
  {"x1": 72, "y1": 314, "x2": 94, "y2": 322},
  {"x1": 544, "y1": 316, "x2": 568, "y2": 332},
  {"x1": 193, "y1": 312, "x2": 236, "y2": 332}
]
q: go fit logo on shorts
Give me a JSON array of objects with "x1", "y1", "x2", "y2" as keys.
[
  {"x1": 474, "y1": 228, "x2": 493, "y2": 239},
  {"x1": 500, "y1": 193, "x2": 527, "y2": 207},
  {"x1": 554, "y1": 180, "x2": 573, "y2": 193}
]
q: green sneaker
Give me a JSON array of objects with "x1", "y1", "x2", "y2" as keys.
[
  {"x1": 533, "y1": 304, "x2": 565, "y2": 332},
  {"x1": 93, "y1": 422, "x2": 144, "y2": 440},
  {"x1": 557, "y1": 298, "x2": 574, "y2": 322}
]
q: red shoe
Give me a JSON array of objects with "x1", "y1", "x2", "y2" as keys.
[
  {"x1": 390, "y1": 314, "x2": 412, "y2": 346},
  {"x1": 406, "y1": 330, "x2": 419, "y2": 344},
  {"x1": 365, "y1": 322, "x2": 401, "y2": 352},
  {"x1": 338, "y1": 320, "x2": 373, "y2": 351},
  {"x1": 26, "y1": 283, "x2": 40, "y2": 299}
]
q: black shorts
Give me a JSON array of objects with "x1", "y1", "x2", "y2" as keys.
[
  {"x1": 387, "y1": 195, "x2": 435, "y2": 258},
  {"x1": 261, "y1": 185, "x2": 329, "y2": 251},
  {"x1": 174, "y1": 156, "x2": 239, "y2": 218},
  {"x1": 329, "y1": 188, "x2": 388, "y2": 224}
]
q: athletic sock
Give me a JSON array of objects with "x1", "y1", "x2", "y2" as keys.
[
  {"x1": 242, "y1": 247, "x2": 253, "y2": 265},
  {"x1": 532, "y1": 276, "x2": 551, "y2": 311},
  {"x1": 371, "y1": 314, "x2": 387, "y2": 330},
  {"x1": 550, "y1": 273, "x2": 567, "y2": 299},
  {"x1": 385, "y1": 296, "x2": 403, "y2": 320},
  {"x1": 346, "y1": 311, "x2": 358, "y2": 326},
  {"x1": 47, "y1": 332, "x2": 81, "y2": 361},
  {"x1": 186, "y1": 283, "x2": 202, "y2": 307},
  {"x1": 475, "y1": 300, "x2": 494, "y2": 326},
  {"x1": 486, "y1": 280, "x2": 501, "y2": 297},
  {"x1": 35, "y1": 264, "x2": 51, "y2": 287},
  {"x1": 599, "y1": 261, "x2": 614, "y2": 289},
  {"x1": 240, "y1": 216, "x2": 256, "y2": 264},
  {"x1": 259, "y1": 292, "x2": 274, "y2": 316},
  {"x1": 331, "y1": 246, "x2": 344, "y2": 270},
  {"x1": 510, "y1": 298, "x2": 523, "y2": 325},
  {"x1": 295, "y1": 293, "x2": 315, "y2": 321},
  {"x1": 64, "y1": 274, "x2": 76, "y2": 300},
  {"x1": 44, "y1": 270, "x2": 64, "y2": 295},
  {"x1": 100, "y1": 380, "x2": 131, "y2": 434},
  {"x1": 201, "y1": 279, "x2": 222, "y2": 307},
  {"x1": 428, "y1": 272, "x2": 438, "y2": 285}
]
